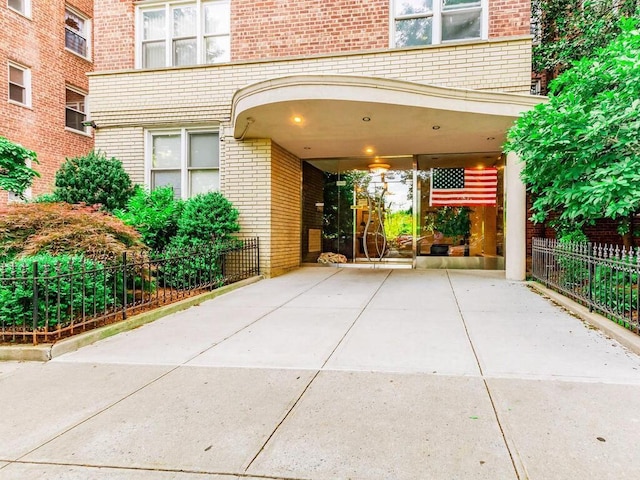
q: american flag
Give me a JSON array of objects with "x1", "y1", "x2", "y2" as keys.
[{"x1": 429, "y1": 167, "x2": 498, "y2": 206}]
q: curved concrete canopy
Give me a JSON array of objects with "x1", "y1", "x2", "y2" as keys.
[{"x1": 231, "y1": 75, "x2": 544, "y2": 160}]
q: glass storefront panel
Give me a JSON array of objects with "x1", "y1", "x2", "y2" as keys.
[
  {"x1": 301, "y1": 155, "x2": 504, "y2": 269},
  {"x1": 417, "y1": 156, "x2": 504, "y2": 267}
]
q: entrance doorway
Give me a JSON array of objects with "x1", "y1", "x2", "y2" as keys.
[{"x1": 301, "y1": 154, "x2": 504, "y2": 269}]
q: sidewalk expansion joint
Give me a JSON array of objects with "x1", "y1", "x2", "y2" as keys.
[
  {"x1": 242, "y1": 268, "x2": 393, "y2": 474},
  {"x1": 446, "y1": 270, "x2": 528, "y2": 480}
]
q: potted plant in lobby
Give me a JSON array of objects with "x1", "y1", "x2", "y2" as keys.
[{"x1": 425, "y1": 206, "x2": 471, "y2": 256}]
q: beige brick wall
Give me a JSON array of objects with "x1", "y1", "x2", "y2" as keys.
[
  {"x1": 270, "y1": 142, "x2": 302, "y2": 276},
  {"x1": 91, "y1": 37, "x2": 531, "y2": 276},
  {"x1": 222, "y1": 138, "x2": 273, "y2": 275},
  {"x1": 90, "y1": 37, "x2": 531, "y2": 127}
]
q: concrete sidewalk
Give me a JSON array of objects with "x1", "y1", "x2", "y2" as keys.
[{"x1": 2, "y1": 268, "x2": 640, "y2": 479}]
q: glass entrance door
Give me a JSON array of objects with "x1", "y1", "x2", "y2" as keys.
[{"x1": 353, "y1": 168, "x2": 413, "y2": 263}]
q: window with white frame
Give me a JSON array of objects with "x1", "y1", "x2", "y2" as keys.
[
  {"x1": 148, "y1": 129, "x2": 220, "y2": 198},
  {"x1": 65, "y1": 7, "x2": 91, "y2": 59},
  {"x1": 65, "y1": 87, "x2": 88, "y2": 133},
  {"x1": 393, "y1": 0, "x2": 485, "y2": 47},
  {"x1": 138, "y1": 0, "x2": 230, "y2": 69},
  {"x1": 7, "y1": 0, "x2": 30, "y2": 17},
  {"x1": 8, "y1": 62, "x2": 30, "y2": 107}
]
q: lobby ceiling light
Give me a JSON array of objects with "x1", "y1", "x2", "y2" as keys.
[
  {"x1": 292, "y1": 116, "x2": 303, "y2": 124},
  {"x1": 365, "y1": 147, "x2": 374, "y2": 154},
  {"x1": 432, "y1": 125, "x2": 441, "y2": 130},
  {"x1": 368, "y1": 163, "x2": 391, "y2": 175},
  {"x1": 362, "y1": 116, "x2": 371, "y2": 122}
]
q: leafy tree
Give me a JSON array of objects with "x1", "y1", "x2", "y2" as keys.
[
  {"x1": 54, "y1": 151, "x2": 135, "y2": 212},
  {"x1": 533, "y1": 0, "x2": 639, "y2": 84},
  {"x1": 0, "y1": 137, "x2": 39, "y2": 198},
  {"x1": 506, "y1": 20, "x2": 640, "y2": 242}
]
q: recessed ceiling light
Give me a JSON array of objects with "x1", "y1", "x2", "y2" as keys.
[
  {"x1": 293, "y1": 116, "x2": 303, "y2": 124},
  {"x1": 365, "y1": 147, "x2": 374, "y2": 154},
  {"x1": 487, "y1": 136, "x2": 495, "y2": 140},
  {"x1": 432, "y1": 125, "x2": 441, "y2": 130},
  {"x1": 303, "y1": 147, "x2": 311, "y2": 150},
  {"x1": 362, "y1": 117, "x2": 371, "y2": 122}
]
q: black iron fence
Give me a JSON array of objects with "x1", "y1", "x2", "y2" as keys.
[
  {"x1": 0, "y1": 238, "x2": 260, "y2": 345},
  {"x1": 532, "y1": 237, "x2": 639, "y2": 333}
]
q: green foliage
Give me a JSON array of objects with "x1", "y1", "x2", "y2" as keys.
[
  {"x1": 0, "y1": 255, "x2": 115, "y2": 328},
  {"x1": 114, "y1": 186, "x2": 184, "y2": 251},
  {"x1": 425, "y1": 207, "x2": 471, "y2": 244},
  {"x1": 557, "y1": 229, "x2": 589, "y2": 287},
  {"x1": 159, "y1": 192, "x2": 239, "y2": 288},
  {"x1": 323, "y1": 170, "x2": 368, "y2": 241},
  {"x1": 158, "y1": 239, "x2": 225, "y2": 290},
  {"x1": 0, "y1": 137, "x2": 39, "y2": 198},
  {"x1": 591, "y1": 267, "x2": 638, "y2": 324},
  {"x1": 31, "y1": 193, "x2": 59, "y2": 203},
  {"x1": 384, "y1": 210, "x2": 413, "y2": 243},
  {"x1": 533, "y1": 0, "x2": 640, "y2": 79},
  {"x1": 0, "y1": 202, "x2": 146, "y2": 263},
  {"x1": 171, "y1": 191, "x2": 240, "y2": 246},
  {"x1": 506, "y1": 21, "x2": 640, "y2": 233},
  {"x1": 54, "y1": 151, "x2": 135, "y2": 212}
]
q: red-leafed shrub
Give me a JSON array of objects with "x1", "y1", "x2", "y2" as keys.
[{"x1": 0, "y1": 202, "x2": 146, "y2": 262}]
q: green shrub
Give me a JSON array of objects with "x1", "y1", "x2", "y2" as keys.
[
  {"x1": 591, "y1": 266, "x2": 638, "y2": 327},
  {"x1": 54, "y1": 151, "x2": 135, "y2": 212},
  {"x1": 173, "y1": 192, "x2": 240, "y2": 244},
  {"x1": 0, "y1": 202, "x2": 146, "y2": 263},
  {"x1": 0, "y1": 255, "x2": 115, "y2": 328},
  {"x1": 31, "y1": 193, "x2": 59, "y2": 203},
  {"x1": 157, "y1": 192, "x2": 239, "y2": 288},
  {"x1": 557, "y1": 229, "x2": 589, "y2": 287},
  {"x1": 114, "y1": 186, "x2": 183, "y2": 251},
  {"x1": 157, "y1": 240, "x2": 225, "y2": 290}
]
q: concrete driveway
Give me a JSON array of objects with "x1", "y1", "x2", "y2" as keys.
[{"x1": 2, "y1": 268, "x2": 640, "y2": 479}]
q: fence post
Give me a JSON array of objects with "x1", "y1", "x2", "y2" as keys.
[
  {"x1": 32, "y1": 261, "x2": 39, "y2": 345},
  {"x1": 122, "y1": 252, "x2": 127, "y2": 320},
  {"x1": 256, "y1": 237, "x2": 260, "y2": 276}
]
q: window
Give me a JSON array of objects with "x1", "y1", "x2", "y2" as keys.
[
  {"x1": 393, "y1": 0, "x2": 485, "y2": 47},
  {"x1": 148, "y1": 129, "x2": 220, "y2": 198},
  {"x1": 7, "y1": 0, "x2": 30, "y2": 17},
  {"x1": 8, "y1": 63, "x2": 30, "y2": 107},
  {"x1": 65, "y1": 7, "x2": 91, "y2": 59},
  {"x1": 138, "y1": 0, "x2": 230, "y2": 69},
  {"x1": 65, "y1": 87, "x2": 88, "y2": 133}
]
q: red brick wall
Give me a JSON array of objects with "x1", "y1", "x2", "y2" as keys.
[
  {"x1": 93, "y1": 0, "x2": 135, "y2": 71},
  {"x1": 0, "y1": 1, "x2": 94, "y2": 204},
  {"x1": 489, "y1": 0, "x2": 531, "y2": 38},
  {"x1": 94, "y1": 0, "x2": 532, "y2": 70},
  {"x1": 231, "y1": 0, "x2": 389, "y2": 61}
]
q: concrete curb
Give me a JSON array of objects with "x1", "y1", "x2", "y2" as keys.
[
  {"x1": 0, "y1": 276, "x2": 263, "y2": 362},
  {"x1": 528, "y1": 281, "x2": 640, "y2": 356}
]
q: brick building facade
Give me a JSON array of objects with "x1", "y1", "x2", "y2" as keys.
[
  {"x1": 1, "y1": 0, "x2": 94, "y2": 204},
  {"x1": 88, "y1": 0, "x2": 539, "y2": 279}
]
